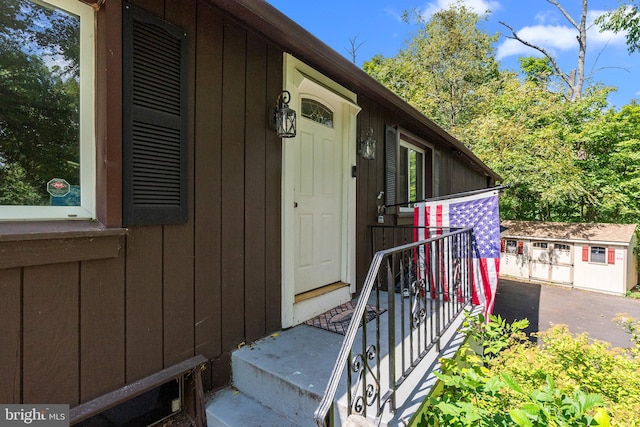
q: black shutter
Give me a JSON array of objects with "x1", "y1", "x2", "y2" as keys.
[
  {"x1": 122, "y1": 4, "x2": 188, "y2": 226},
  {"x1": 385, "y1": 125, "x2": 398, "y2": 210}
]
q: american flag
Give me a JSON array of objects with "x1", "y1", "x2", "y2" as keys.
[{"x1": 414, "y1": 190, "x2": 500, "y2": 316}]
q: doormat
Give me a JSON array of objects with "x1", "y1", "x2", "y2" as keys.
[{"x1": 304, "y1": 301, "x2": 386, "y2": 335}]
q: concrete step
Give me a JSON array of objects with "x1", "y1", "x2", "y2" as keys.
[
  {"x1": 230, "y1": 326, "x2": 344, "y2": 427},
  {"x1": 205, "y1": 387, "x2": 299, "y2": 427},
  {"x1": 204, "y1": 294, "x2": 475, "y2": 427}
]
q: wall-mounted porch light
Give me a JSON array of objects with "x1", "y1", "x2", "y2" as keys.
[
  {"x1": 273, "y1": 90, "x2": 296, "y2": 138},
  {"x1": 358, "y1": 128, "x2": 376, "y2": 160}
]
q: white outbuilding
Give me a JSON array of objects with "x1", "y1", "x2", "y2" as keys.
[{"x1": 500, "y1": 220, "x2": 638, "y2": 295}]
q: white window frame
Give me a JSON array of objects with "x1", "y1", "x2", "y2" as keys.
[
  {"x1": 0, "y1": 0, "x2": 95, "y2": 221},
  {"x1": 590, "y1": 246, "x2": 607, "y2": 264},
  {"x1": 398, "y1": 131, "x2": 433, "y2": 213},
  {"x1": 433, "y1": 150, "x2": 440, "y2": 197}
]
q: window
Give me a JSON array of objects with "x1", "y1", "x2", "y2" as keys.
[
  {"x1": 398, "y1": 141, "x2": 425, "y2": 208},
  {"x1": 533, "y1": 242, "x2": 548, "y2": 249},
  {"x1": 506, "y1": 240, "x2": 518, "y2": 254},
  {"x1": 0, "y1": 0, "x2": 95, "y2": 220},
  {"x1": 590, "y1": 246, "x2": 606, "y2": 263},
  {"x1": 384, "y1": 127, "x2": 433, "y2": 211},
  {"x1": 301, "y1": 98, "x2": 333, "y2": 128},
  {"x1": 555, "y1": 243, "x2": 570, "y2": 251}
]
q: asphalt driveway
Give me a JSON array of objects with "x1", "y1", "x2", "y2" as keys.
[{"x1": 492, "y1": 278, "x2": 640, "y2": 349}]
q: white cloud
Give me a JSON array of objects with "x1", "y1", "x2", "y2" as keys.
[
  {"x1": 384, "y1": 7, "x2": 404, "y2": 22},
  {"x1": 422, "y1": 0, "x2": 500, "y2": 18},
  {"x1": 496, "y1": 24, "x2": 576, "y2": 60},
  {"x1": 496, "y1": 10, "x2": 628, "y2": 61},
  {"x1": 533, "y1": 10, "x2": 554, "y2": 24}
]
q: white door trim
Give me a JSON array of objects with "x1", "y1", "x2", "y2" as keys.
[{"x1": 281, "y1": 54, "x2": 361, "y2": 328}]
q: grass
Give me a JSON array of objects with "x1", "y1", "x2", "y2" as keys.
[{"x1": 626, "y1": 284, "x2": 640, "y2": 299}]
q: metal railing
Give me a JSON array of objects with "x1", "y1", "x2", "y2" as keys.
[{"x1": 314, "y1": 226, "x2": 474, "y2": 426}]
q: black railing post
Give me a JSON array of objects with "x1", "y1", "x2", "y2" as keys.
[
  {"x1": 435, "y1": 238, "x2": 441, "y2": 352},
  {"x1": 347, "y1": 349, "x2": 353, "y2": 416},
  {"x1": 360, "y1": 295, "x2": 368, "y2": 419},
  {"x1": 375, "y1": 267, "x2": 382, "y2": 416},
  {"x1": 387, "y1": 255, "x2": 397, "y2": 414}
]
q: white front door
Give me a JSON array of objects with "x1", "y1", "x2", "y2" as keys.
[
  {"x1": 294, "y1": 109, "x2": 343, "y2": 294},
  {"x1": 281, "y1": 54, "x2": 360, "y2": 327}
]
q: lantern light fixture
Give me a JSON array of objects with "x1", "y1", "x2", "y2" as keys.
[
  {"x1": 273, "y1": 90, "x2": 296, "y2": 138},
  {"x1": 358, "y1": 128, "x2": 376, "y2": 160}
]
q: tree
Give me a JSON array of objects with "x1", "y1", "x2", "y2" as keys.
[
  {"x1": 578, "y1": 103, "x2": 640, "y2": 223},
  {"x1": 596, "y1": 2, "x2": 640, "y2": 53},
  {"x1": 0, "y1": 43, "x2": 80, "y2": 191},
  {"x1": 0, "y1": 0, "x2": 80, "y2": 205},
  {"x1": 345, "y1": 34, "x2": 365, "y2": 64},
  {"x1": 0, "y1": 0, "x2": 80, "y2": 77},
  {"x1": 457, "y1": 70, "x2": 612, "y2": 221},
  {"x1": 363, "y1": 3, "x2": 500, "y2": 131},
  {"x1": 518, "y1": 56, "x2": 554, "y2": 88},
  {"x1": 0, "y1": 163, "x2": 43, "y2": 205},
  {"x1": 360, "y1": 0, "x2": 631, "y2": 224},
  {"x1": 500, "y1": 0, "x2": 588, "y2": 101}
]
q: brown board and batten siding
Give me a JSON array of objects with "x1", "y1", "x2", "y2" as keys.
[
  {"x1": 353, "y1": 92, "x2": 492, "y2": 283},
  {"x1": 118, "y1": 0, "x2": 284, "y2": 390},
  {"x1": 0, "y1": 0, "x2": 283, "y2": 404},
  {"x1": 0, "y1": 0, "x2": 496, "y2": 408},
  {"x1": 0, "y1": 228, "x2": 126, "y2": 405}
]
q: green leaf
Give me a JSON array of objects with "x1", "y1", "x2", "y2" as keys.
[
  {"x1": 529, "y1": 388, "x2": 552, "y2": 403},
  {"x1": 509, "y1": 409, "x2": 534, "y2": 427},
  {"x1": 434, "y1": 402, "x2": 461, "y2": 416},
  {"x1": 582, "y1": 393, "x2": 604, "y2": 412},
  {"x1": 520, "y1": 403, "x2": 540, "y2": 417},
  {"x1": 501, "y1": 372, "x2": 524, "y2": 394},
  {"x1": 484, "y1": 375, "x2": 504, "y2": 393},
  {"x1": 593, "y1": 408, "x2": 611, "y2": 427}
]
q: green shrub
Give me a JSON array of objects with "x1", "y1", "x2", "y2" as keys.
[
  {"x1": 626, "y1": 285, "x2": 640, "y2": 300},
  {"x1": 614, "y1": 313, "x2": 640, "y2": 356},
  {"x1": 418, "y1": 311, "x2": 640, "y2": 427}
]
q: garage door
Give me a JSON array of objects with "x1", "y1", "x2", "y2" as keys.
[
  {"x1": 530, "y1": 242, "x2": 573, "y2": 285},
  {"x1": 530, "y1": 242, "x2": 550, "y2": 281},
  {"x1": 550, "y1": 243, "x2": 572, "y2": 284}
]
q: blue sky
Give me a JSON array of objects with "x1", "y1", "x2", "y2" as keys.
[{"x1": 266, "y1": 0, "x2": 639, "y2": 109}]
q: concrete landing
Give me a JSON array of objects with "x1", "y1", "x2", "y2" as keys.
[{"x1": 205, "y1": 292, "x2": 473, "y2": 427}]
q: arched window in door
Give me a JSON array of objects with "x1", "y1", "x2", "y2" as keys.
[{"x1": 301, "y1": 98, "x2": 333, "y2": 128}]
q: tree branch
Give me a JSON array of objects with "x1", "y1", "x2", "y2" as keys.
[
  {"x1": 547, "y1": 0, "x2": 579, "y2": 30},
  {"x1": 499, "y1": 21, "x2": 572, "y2": 88},
  {"x1": 345, "y1": 34, "x2": 366, "y2": 64}
]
